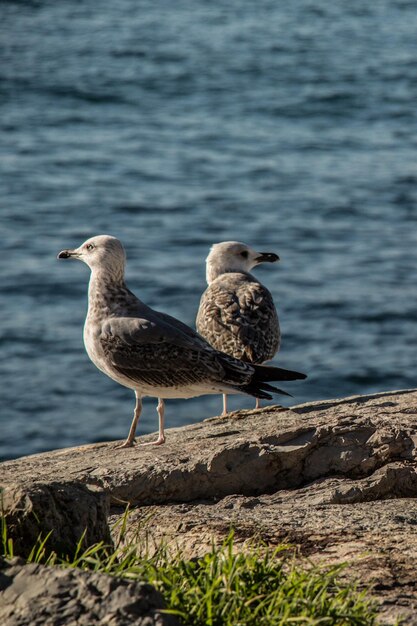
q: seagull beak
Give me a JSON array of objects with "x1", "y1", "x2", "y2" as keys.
[
  {"x1": 255, "y1": 252, "x2": 280, "y2": 263},
  {"x1": 57, "y1": 248, "x2": 80, "y2": 260}
]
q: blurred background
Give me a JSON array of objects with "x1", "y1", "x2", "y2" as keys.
[{"x1": 1, "y1": 0, "x2": 417, "y2": 460}]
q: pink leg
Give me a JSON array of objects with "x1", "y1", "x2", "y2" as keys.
[
  {"x1": 116, "y1": 392, "x2": 142, "y2": 449},
  {"x1": 140, "y1": 398, "x2": 166, "y2": 446},
  {"x1": 222, "y1": 394, "x2": 228, "y2": 416}
]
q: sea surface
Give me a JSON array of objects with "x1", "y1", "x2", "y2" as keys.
[{"x1": 1, "y1": 0, "x2": 417, "y2": 461}]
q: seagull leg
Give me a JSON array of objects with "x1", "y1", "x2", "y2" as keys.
[
  {"x1": 156, "y1": 398, "x2": 166, "y2": 444},
  {"x1": 255, "y1": 398, "x2": 261, "y2": 410},
  {"x1": 140, "y1": 398, "x2": 166, "y2": 446},
  {"x1": 116, "y1": 392, "x2": 142, "y2": 448},
  {"x1": 222, "y1": 394, "x2": 228, "y2": 416}
]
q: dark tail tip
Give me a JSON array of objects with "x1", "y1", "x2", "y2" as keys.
[
  {"x1": 240, "y1": 382, "x2": 293, "y2": 400},
  {"x1": 253, "y1": 364, "x2": 307, "y2": 382}
]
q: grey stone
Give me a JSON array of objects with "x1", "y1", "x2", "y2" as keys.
[
  {"x1": 0, "y1": 557, "x2": 178, "y2": 626},
  {"x1": 1, "y1": 482, "x2": 111, "y2": 558}
]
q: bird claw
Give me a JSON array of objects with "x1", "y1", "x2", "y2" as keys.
[
  {"x1": 139, "y1": 436, "x2": 166, "y2": 447},
  {"x1": 115, "y1": 439, "x2": 136, "y2": 449}
]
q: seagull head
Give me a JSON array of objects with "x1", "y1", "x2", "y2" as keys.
[
  {"x1": 206, "y1": 241, "x2": 279, "y2": 284},
  {"x1": 58, "y1": 235, "x2": 126, "y2": 278}
]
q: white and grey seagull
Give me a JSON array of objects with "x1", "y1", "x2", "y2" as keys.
[
  {"x1": 58, "y1": 235, "x2": 306, "y2": 448},
  {"x1": 196, "y1": 241, "x2": 281, "y2": 415}
]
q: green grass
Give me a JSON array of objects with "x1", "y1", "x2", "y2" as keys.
[{"x1": 1, "y1": 510, "x2": 379, "y2": 625}]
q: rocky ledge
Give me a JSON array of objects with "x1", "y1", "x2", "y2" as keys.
[
  {"x1": 1, "y1": 389, "x2": 417, "y2": 624},
  {"x1": 0, "y1": 557, "x2": 178, "y2": 626}
]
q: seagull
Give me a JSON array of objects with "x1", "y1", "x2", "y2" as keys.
[
  {"x1": 58, "y1": 235, "x2": 306, "y2": 448},
  {"x1": 196, "y1": 241, "x2": 281, "y2": 414}
]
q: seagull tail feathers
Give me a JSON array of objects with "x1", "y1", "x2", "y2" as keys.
[
  {"x1": 240, "y1": 381, "x2": 292, "y2": 400},
  {"x1": 232, "y1": 364, "x2": 306, "y2": 400},
  {"x1": 252, "y1": 363, "x2": 307, "y2": 382}
]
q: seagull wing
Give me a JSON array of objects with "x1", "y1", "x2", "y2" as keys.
[
  {"x1": 197, "y1": 274, "x2": 281, "y2": 363},
  {"x1": 100, "y1": 315, "x2": 252, "y2": 390}
]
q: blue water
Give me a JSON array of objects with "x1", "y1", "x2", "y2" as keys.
[{"x1": 1, "y1": 0, "x2": 417, "y2": 461}]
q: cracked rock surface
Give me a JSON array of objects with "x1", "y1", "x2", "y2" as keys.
[
  {"x1": 2, "y1": 389, "x2": 417, "y2": 624},
  {"x1": 0, "y1": 557, "x2": 178, "y2": 626}
]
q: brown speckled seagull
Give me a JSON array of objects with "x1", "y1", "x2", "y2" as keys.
[
  {"x1": 196, "y1": 241, "x2": 281, "y2": 414},
  {"x1": 58, "y1": 235, "x2": 305, "y2": 448}
]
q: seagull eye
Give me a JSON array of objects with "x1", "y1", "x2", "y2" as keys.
[
  {"x1": 240, "y1": 251, "x2": 249, "y2": 259},
  {"x1": 86, "y1": 243, "x2": 95, "y2": 251}
]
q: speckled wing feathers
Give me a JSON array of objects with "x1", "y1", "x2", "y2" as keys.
[
  {"x1": 196, "y1": 273, "x2": 281, "y2": 364},
  {"x1": 100, "y1": 314, "x2": 255, "y2": 391}
]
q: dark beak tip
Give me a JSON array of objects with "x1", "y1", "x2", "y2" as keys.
[
  {"x1": 57, "y1": 250, "x2": 70, "y2": 259},
  {"x1": 258, "y1": 252, "x2": 280, "y2": 263}
]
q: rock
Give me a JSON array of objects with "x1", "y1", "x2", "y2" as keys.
[
  {"x1": 2, "y1": 482, "x2": 111, "y2": 559},
  {"x1": 1, "y1": 389, "x2": 417, "y2": 624},
  {"x1": 0, "y1": 557, "x2": 178, "y2": 626}
]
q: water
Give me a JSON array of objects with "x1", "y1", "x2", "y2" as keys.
[{"x1": 1, "y1": 0, "x2": 417, "y2": 461}]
